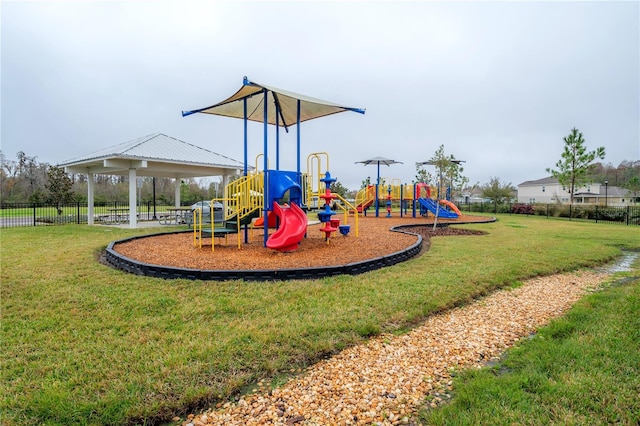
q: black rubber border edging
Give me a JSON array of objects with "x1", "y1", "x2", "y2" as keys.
[{"x1": 104, "y1": 219, "x2": 494, "y2": 281}]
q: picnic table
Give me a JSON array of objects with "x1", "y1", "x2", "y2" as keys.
[
  {"x1": 159, "y1": 207, "x2": 192, "y2": 225},
  {"x1": 99, "y1": 208, "x2": 132, "y2": 225}
]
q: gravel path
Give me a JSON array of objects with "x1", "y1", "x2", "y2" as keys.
[{"x1": 183, "y1": 270, "x2": 606, "y2": 426}]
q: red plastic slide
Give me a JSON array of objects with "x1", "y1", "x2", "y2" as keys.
[
  {"x1": 266, "y1": 201, "x2": 308, "y2": 252},
  {"x1": 254, "y1": 209, "x2": 279, "y2": 228}
]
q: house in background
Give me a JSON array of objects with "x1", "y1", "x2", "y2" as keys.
[
  {"x1": 453, "y1": 186, "x2": 488, "y2": 205},
  {"x1": 517, "y1": 177, "x2": 631, "y2": 206}
]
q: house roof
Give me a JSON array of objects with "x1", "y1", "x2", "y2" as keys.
[
  {"x1": 59, "y1": 133, "x2": 249, "y2": 179},
  {"x1": 518, "y1": 176, "x2": 559, "y2": 186},
  {"x1": 575, "y1": 186, "x2": 629, "y2": 197},
  {"x1": 519, "y1": 176, "x2": 629, "y2": 197}
]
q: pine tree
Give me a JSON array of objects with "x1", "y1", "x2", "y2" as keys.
[{"x1": 546, "y1": 128, "x2": 605, "y2": 204}]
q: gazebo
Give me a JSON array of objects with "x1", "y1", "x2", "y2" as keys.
[{"x1": 59, "y1": 133, "x2": 248, "y2": 228}]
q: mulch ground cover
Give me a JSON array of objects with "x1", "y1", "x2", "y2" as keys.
[{"x1": 112, "y1": 215, "x2": 490, "y2": 271}]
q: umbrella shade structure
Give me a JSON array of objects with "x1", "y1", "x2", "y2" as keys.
[
  {"x1": 182, "y1": 77, "x2": 365, "y2": 128},
  {"x1": 355, "y1": 157, "x2": 403, "y2": 217}
]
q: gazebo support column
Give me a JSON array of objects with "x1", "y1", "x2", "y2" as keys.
[
  {"x1": 87, "y1": 172, "x2": 95, "y2": 225},
  {"x1": 129, "y1": 168, "x2": 137, "y2": 228},
  {"x1": 175, "y1": 179, "x2": 181, "y2": 208}
]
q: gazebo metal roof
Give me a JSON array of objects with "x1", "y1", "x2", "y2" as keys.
[
  {"x1": 59, "y1": 133, "x2": 248, "y2": 179},
  {"x1": 59, "y1": 133, "x2": 249, "y2": 228}
]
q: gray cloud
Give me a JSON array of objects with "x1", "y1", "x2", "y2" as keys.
[{"x1": 2, "y1": 1, "x2": 638, "y2": 190}]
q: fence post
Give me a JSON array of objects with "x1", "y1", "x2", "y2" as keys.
[
  {"x1": 77, "y1": 202, "x2": 81, "y2": 224},
  {"x1": 595, "y1": 205, "x2": 598, "y2": 223},
  {"x1": 32, "y1": 203, "x2": 36, "y2": 226}
]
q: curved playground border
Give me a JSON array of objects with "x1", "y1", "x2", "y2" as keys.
[{"x1": 104, "y1": 218, "x2": 495, "y2": 281}]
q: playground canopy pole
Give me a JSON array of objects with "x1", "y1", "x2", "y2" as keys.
[
  {"x1": 243, "y1": 98, "x2": 248, "y2": 176},
  {"x1": 243, "y1": 98, "x2": 249, "y2": 243},
  {"x1": 376, "y1": 163, "x2": 380, "y2": 217},
  {"x1": 296, "y1": 99, "x2": 301, "y2": 175},
  {"x1": 263, "y1": 88, "x2": 269, "y2": 246},
  {"x1": 412, "y1": 183, "x2": 417, "y2": 218},
  {"x1": 276, "y1": 104, "x2": 280, "y2": 170}
]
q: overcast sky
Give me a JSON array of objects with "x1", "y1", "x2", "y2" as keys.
[{"x1": 2, "y1": 0, "x2": 639, "y2": 190}]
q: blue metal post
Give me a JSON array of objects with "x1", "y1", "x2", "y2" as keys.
[
  {"x1": 276, "y1": 103, "x2": 280, "y2": 170},
  {"x1": 243, "y1": 98, "x2": 248, "y2": 176},
  {"x1": 263, "y1": 89, "x2": 269, "y2": 247},
  {"x1": 412, "y1": 183, "x2": 417, "y2": 218},
  {"x1": 243, "y1": 97, "x2": 249, "y2": 244},
  {"x1": 375, "y1": 163, "x2": 380, "y2": 217},
  {"x1": 296, "y1": 99, "x2": 301, "y2": 175},
  {"x1": 386, "y1": 185, "x2": 392, "y2": 218}
]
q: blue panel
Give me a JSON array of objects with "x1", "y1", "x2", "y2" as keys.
[{"x1": 267, "y1": 170, "x2": 302, "y2": 207}]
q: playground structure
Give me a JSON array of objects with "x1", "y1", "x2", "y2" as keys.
[
  {"x1": 354, "y1": 180, "x2": 462, "y2": 219},
  {"x1": 192, "y1": 154, "x2": 360, "y2": 252},
  {"x1": 184, "y1": 76, "x2": 366, "y2": 252},
  {"x1": 190, "y1": 156, "x2": 462, "y2": 252},
  {"x1": 184, "y1": 76, "x2": 461, "y2": 253},
  {"x1": 191, "y1": 166, "x2": 461, "y2": 253}
]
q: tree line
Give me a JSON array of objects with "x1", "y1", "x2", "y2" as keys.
[
  {"x1": 0, "y1": 150, "x2": 216, "y2": 206},
  {"x1": 2, "y1": 127, "x2": 638, "y2": 208}
]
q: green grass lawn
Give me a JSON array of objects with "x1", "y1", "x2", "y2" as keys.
[
  {"x1": 420, "y1": 258, "x2": 640, "y2": 425},
  {"x1": 1, "y1": 215, "x2": 638, "y2": 425}
]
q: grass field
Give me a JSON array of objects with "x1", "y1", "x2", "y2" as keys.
[
  {"x1": 421, "y1": 259, "x2": 640, "y2": 425},
  {"x1": 1, "y1": 214, "x2": 638, "y2": 425}
]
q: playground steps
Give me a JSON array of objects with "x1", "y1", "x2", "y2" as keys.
[
  {"x1": 195, "y1": 211, "x2": 260, "y2": 237},
  {"x1": 194, "y1": 209, "x2": 261, "y2": 245},
  {"x1": 225, "y1": 209, "x2": 261, "y2": 229},
  {"x1": 200, "y1": 227, "x2": 238, "y2": 238}
]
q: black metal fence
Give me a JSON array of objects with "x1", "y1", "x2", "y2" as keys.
[
  {"x1": 1, "y1": 201, "x2": 639, "y2": 228},
  {"x1": 0, "y1": 201, "x2": 183, "y2": 228},
  {"x1": 459, "y1": 201, "x2": 640, "y2": 226}
]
